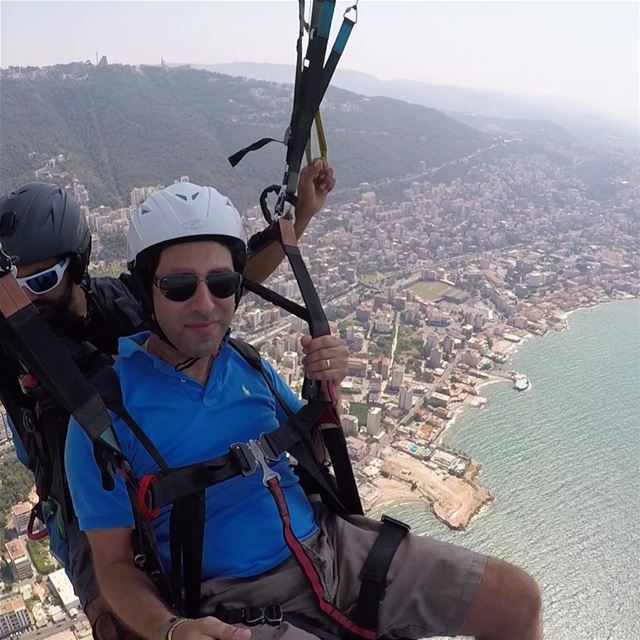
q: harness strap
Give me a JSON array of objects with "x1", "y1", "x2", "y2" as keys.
[
  {"x1": 169, "y1": 491, "x2": 206, "y2": 618},
  {"x1": 243, "y1": 278, "x2": 311, "y2": 324},
  {"x1": 91, "y1": 367, "x2": 169, "y2": 471},
  {"x1": 139, "y1": 401, "x2": 345, "y2": 515},
  {"x1": 354, "y1": 515, "x2": 411, "y2": 631},
  {"x1": 266, "y1": 476, "x2": 376, "y2": 640}
]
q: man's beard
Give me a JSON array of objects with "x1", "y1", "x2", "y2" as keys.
[{"x1": 34, "y1": 284, "x2": 74, "y2": 324}]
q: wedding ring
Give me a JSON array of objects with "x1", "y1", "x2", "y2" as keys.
[{"x1": 326, "y1": 358, "x2": 331, "y2": 370}]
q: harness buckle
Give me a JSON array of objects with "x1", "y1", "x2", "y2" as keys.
[
  {"x1": 230, "y1": 433, "x2": 281, "y2": 486},
  {"x1": 381, "y1": 514, "x2": 411, "y2": 532},
  {"x1": 230, "y1": 442, "x2": 258, "y2": 476},
  {"x1": 264, "y1": 604, "x2": 283, "y2": 625},
  {"x1": 248, "y1": 438, "x2": 281, "y2": 486},
  {"x1": 242, "y1": 606, "x2": 265, "y2": 626}
]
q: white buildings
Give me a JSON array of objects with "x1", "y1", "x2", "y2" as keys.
[
  {"x1": 341, "y1": 414, "x2": 359, "y2": 437},
  {"x1": 48, "y1": 569, "x2": 80, "y2": 613},
  {"x1": 366, "y1": 407, "x2": 382, "y2": 436},
  {"x1": 5, "y1": 540, "x2": 32, "y2": 581}
]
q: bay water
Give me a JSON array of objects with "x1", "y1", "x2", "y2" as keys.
[{"x1": 374, "y1": 300, "x2": 640, "y2": 639}]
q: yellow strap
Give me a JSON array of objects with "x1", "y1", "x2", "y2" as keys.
[{"x1": 305, "y1": 111, "x2": 328, "y2": 165}]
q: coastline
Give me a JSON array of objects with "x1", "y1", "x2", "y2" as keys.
[{"x1": 361, "y1": 297, "x2": 638, "y2": 528}]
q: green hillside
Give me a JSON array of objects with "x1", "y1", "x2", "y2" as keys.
[{"x1": 1, "y1": 63, "x2": 486, "y2": 209}]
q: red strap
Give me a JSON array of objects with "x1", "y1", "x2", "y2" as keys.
[
  {"x1": 26, "y1": 508, "x2": 48, "y2": 541},
  {"x1": 267, "y1": 478, "x2": 377, "y2": 639},
  {"x1": 319, "y1": 404, "x2": 342, "y2": 428},
  {"x1": 137, "y1": 475, "x2": 161, "y2": 520}
]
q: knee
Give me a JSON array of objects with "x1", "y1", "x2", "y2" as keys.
[
  {"x1": 460, "y1": 557, "x2": 542, "y2": 638},
  {"x1": 495, "y1": 559, "x2": 542, "y2": 631}
]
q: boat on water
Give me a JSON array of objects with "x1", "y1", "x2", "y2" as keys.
[{"x1": 513, "y1": 375, "x2": 530, "y2": 391}]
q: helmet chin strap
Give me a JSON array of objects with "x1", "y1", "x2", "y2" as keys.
[
  {"x1": 175, "y1": 356, "x2": 200, "y2": 372},
  {"x1": 153, "y1": 322, "x2": 230, "y2": 373},
  {"x1": 148, "y1": 315, "x2": 198, "y2": 372}
]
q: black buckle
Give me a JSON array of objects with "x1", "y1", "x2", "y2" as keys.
[
  {"x1": 242, "y1": 606, "x2": 265, "y2": 626},
  {"x1": 230, "y1": 442, "x2": 257, "y2": 475},
  {"x1": 264, "y1": 604, "x2": 283, "y2": 625},
  {"x1": 381, "y1": 514, "x2": 411, "y2": 532},
  {"x1": 230, "y1": 433, "x2": 281, "y2": 486}
]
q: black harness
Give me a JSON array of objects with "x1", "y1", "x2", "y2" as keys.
[
  {"x1": 90, "y1": 337, "x2": 410, "y2": 638},
  {"x1": 0, "y1": 275, "x2": 143, "y2": 539}
]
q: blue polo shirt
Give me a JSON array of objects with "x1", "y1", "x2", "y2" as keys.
[{"x1": 65, "y1": 332, "x2": 318, "y2": 579}]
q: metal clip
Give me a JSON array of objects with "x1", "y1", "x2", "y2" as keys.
[
  {"x1": 0, "y1": 241, "x2": 17, "y2": 276},
  {"x1": 247, "y1": 438, "x2": 281, "y2": 486},
  {"x1": 344, "y1": 0, "x2": 358, "y2": 24},
  {"x1": 231, "y1": 434, "x2": 281, "y2": 486}
]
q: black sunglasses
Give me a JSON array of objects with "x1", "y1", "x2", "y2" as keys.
[{"x1": 153, "y1": 271, "x2": 242, "y2": 302}]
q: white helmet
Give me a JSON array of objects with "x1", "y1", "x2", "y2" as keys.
[{"x1": 127, "y1": 182, "x2": 246, "y2": 265}]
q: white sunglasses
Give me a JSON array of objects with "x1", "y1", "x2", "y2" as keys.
[{"x1": 16, "y1": 257, "x2": 72, "y2": 295}]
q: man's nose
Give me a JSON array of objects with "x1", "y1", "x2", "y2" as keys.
[{"x1": 189, "y1": 280, "x2": 216, "y2": 311}]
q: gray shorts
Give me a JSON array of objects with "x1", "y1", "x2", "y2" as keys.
[{"x1": 200, "y1": 506, "x2": 487, "y2": 639}]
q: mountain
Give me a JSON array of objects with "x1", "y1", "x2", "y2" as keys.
[
  {"x1": 0, "y1": 63, "x2": 486, "y2": 209},
  {"x1": 192, "y1": 62, "x2": 637, "y2": 144}
]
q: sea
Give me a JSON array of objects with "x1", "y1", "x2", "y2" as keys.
[{"x1": 372, "y1": 299, "x2": 640, "y2": 639}]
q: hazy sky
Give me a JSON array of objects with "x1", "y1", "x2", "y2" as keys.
[{"x1": 1, "y1": 1, "x2": 638, "y2": 125}]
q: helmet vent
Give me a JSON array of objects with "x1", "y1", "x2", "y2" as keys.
[
  {"x1": 140, "y1": 205, "x2": 151, "y2": 214},
  {"x1": 0, "y1": 211, "x2": 17, "y2": 235},
  {"x1": 191, "y1": 192, "x2": 199, "y2": 200},
  {"x1": 175, "y1": 193, "x2": 188, "y2": 202}
]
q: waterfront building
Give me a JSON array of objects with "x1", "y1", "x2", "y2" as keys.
[{"x1": 428, "y1": 392, "x2": 450, "y2": 409}]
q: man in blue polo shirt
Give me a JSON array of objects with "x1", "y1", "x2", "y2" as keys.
[{"x1": 65, "y1": 183, "x2": 542, "y2": 640}]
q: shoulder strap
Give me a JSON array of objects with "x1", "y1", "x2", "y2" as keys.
[
  {"x1": 228, "y1": 337, "x2": 295, "y2": 419},
  {"x1": 90, "y1": 366, "x2": 169, "y2": 472}
]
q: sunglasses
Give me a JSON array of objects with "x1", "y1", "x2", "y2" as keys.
[
  {"x1": 153, "y1": 271, "x2": 242, "y2": 302},
  {"x1": 16, "y1": 257, "x2": 71, "y2": 295}
]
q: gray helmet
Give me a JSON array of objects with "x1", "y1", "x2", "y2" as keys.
[{"x1": 0, "y1": 182, "x2": 91, "y2": 282}]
